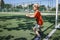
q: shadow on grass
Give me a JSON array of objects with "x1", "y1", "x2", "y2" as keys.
[
  {"x1": 0, "y1": 15, "x2": 59, "y2": 40},
  {"x1": 0, "y1": 15, "x2": 30, "y2": 21},
  {"x1": 2, "y1": 22, "x2": 34, "y2": 31},
  {"x1": 0, "y1": 35, "x2": 14, "y2": 40},
  {"x1": 14, "y1": 37, "x2": 27, "y2": 40},
  {"x1": 31, "y1": 32, "x2": 47, "y2": 40},
  {"x1": 0, "y1": 15, "x2": 35, "y2": 31},
  {"x1": 42, "y1": 15, "x2": 55, "y2": 23},
  {"x1": 0, "y1": 30, "x2": 3, "y2": 32},
  {"x1": 43, "y1": 23, "x2": 55, "y2": 32},
  {"x1": 0, "y1": 15, "x2": 56, "y2": 37},
  {"x1": 52, "y1": 36, "x2": 60, "y2": 40}
]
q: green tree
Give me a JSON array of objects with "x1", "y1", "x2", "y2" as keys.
[
  {"x1": 29, "y1": 4, "x2": 33, "y2": 10},
  {"x1": 4, "y1": 4, "x2": 12, "y2": 9},
  {"x1": 39, "y1": 5, "x2": 46, "y2": 11},
  {"x1": 16, "y1": 5, "x2": 23, "y2": 9},
  {"x1": 51, "y1": 7, "x2": 56, "y2": 11}
]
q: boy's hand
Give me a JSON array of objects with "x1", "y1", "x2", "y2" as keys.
[
  {"x1": 26, "y1": 14, "x2": 28, "y2": 16},
  {"x1": 26, "y1": 14, "x2": 34, "y2": 18},
  {"x1": 26, "y1": 14, "x2": 29, "y2": 16}
]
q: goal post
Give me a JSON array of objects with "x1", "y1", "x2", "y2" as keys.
[
  {"x1": 43, "y1": 0, "x2": 59, "y2": 40},
  {"x1": 55, "y1": 0, "x2": 58, "y2": 28}
]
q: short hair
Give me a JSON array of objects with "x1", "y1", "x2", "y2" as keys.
[{"x1": 33, "y1": 3, "x2": 40, "y2": 8}]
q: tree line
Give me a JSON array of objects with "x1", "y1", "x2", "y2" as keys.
[{"x1": 0, "y1": 0, "x2": 60, "y2": 12}]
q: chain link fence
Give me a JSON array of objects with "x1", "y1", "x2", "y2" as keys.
[{"x1": 0, "y1": 0, "x2": 60, "y2": 13}]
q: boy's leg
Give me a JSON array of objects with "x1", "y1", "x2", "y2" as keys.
[
  {"x1": 33, "y1": 24, "x2": 38, "y2": 33},
  {"x1": 36, "y1": 31, "x2": 41, "y2": 37},
  {"x1": 33, "y1": 24, "x2": 41, "y2": 37},
  {"x1": 33, "y1": 27, "x2": 36, "y2": 32}
]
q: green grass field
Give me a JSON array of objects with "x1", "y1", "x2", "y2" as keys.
[{"x1": 0, "y1": 12, "x2": 60, "y2": 40}]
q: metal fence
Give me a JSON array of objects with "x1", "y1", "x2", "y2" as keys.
[{"x1": 0, "y1": 0, "x2": 60, "y2": 12}]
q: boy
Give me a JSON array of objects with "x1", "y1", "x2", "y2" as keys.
[{"x1": 26, "y1": 4, "x2": 43, "y2": 39}]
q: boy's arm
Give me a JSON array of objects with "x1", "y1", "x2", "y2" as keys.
[
  {"x1": 26, "y1": 14, "x2": 35, "y2": 18},
  {"x1": 26, "y1": 11, "x2": 37, "y2": 18}
]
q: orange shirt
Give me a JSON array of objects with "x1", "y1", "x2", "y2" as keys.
[{"x1": 34, "y1": 10, "x2": 43, "y2": 26}]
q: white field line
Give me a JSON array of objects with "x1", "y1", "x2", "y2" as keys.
[
  {"x1": 43, "y1": 29, "x2": 57, "y2": 40},
  {"x1": 0, "y1": 12, "x2": 60, "y2": 15}
]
